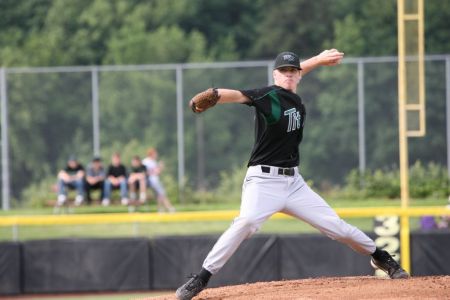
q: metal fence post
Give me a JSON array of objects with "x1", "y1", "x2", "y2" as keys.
[
  {"x1": 196, "y1": 116, "x2": 206, "y2": 190},
  {"x1": 176, "y1": 66, "x2": 185, "y2": 202},
  {"x1": 1, "y1": 68, "x2": 10, "y2": 211},
  {"x1": 446, "y1": 56, "x2": 450, "y2": 180},
  {"x1": 267, "y1": 63, "x2": 273, "y2": 85},
  {"x1": 91, "y1": 67, "x2": 100, "y2": 156},
  {"x1": 357, "y1": 60, "x2": 366, "y2": 175}
]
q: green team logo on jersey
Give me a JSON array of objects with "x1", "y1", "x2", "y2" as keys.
[
  {"x1": 284, "y1": 108, "x2": 302, "y2": 132},
  {"x1": 266, "y1": 91, "x2": 281, "y2": 125},
  {"x1": 264, "y1": 90, "x2": 302, "y2": 132}
]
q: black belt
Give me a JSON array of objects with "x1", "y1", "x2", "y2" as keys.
[{"x1": 261, "y1": 166, "x2": 295, "y2": 176}]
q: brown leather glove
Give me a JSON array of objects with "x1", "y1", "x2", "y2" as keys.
[{"x1": 189, "y1": 88, "x2": 220, "y2": 113}]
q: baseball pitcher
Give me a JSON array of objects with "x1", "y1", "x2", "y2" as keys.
[{"x1": 176, "y1": 50, "x2": 409, "y2": 300}]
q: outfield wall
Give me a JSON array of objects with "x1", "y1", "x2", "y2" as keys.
[{"x1": 1, "y1": 232, "x2": 450, "y2": 295}]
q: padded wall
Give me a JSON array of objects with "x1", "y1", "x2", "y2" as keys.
[{"x1": 22, "y1": 238, "x2": 150, "y2": 293}]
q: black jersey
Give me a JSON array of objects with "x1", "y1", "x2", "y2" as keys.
[{"x1": 241, "y1": 85, "x2": 306, "y2": 168}]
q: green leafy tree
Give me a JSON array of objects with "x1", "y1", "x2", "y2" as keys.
[
  {"x1": 0, "y1": 0, "x2": 52, "y2": 66},
  {"x1": 301, "y1": 0, "x2": 450, "y2": 185},
  {"x1": 250, "y1": 0, "x2": 335, "y2": 59},
  {"x1": 7, "y1": 72, "x2": 93, "y2": 199},
  {"x1": 1, "y1": 0, "x2": 450, "y2": 202}
]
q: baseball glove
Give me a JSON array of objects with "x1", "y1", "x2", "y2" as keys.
[{"x1": 189, "y1": 88, "x2": 220, "y2": 113}]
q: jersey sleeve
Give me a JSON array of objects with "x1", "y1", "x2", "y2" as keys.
[
  {"x1": 240, "y1": 86, "x2": 279, "y2": 116},
  {"x1": 240, "y1": 86, "x2": 274, "y2": 105}
]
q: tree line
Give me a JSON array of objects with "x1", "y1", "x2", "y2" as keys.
[{"x1": 1, "y1": 0, "x2": 449, "y2": 202}]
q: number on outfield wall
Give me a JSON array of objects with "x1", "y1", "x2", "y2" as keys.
[{"x1": 373, "y1": 216, "x2": 400, "y2": 277}]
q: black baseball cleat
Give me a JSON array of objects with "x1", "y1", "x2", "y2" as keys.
[
  {"x1": 370, "y1": 250, "x2": 410, "y2": 279},
  {"x1": 176, "y1": 274, "x2": 207, "y2": 300}
]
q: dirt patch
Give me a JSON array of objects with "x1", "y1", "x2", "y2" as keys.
[{"x1": 151, "y1": 276, "x2": 450, "y2": 300}]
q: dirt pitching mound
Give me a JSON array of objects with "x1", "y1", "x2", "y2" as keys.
[{"x1": 151, "y1": 276, "x2": 450, "y2": 299}]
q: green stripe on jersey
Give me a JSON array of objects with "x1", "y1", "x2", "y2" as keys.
[{"x1": 266, "y1": 90, "x2": 281, "y2": 124}]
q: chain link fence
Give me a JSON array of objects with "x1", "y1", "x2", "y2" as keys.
[{"x1": 1, "y1": 55, "x2": 449, "y2": 209}]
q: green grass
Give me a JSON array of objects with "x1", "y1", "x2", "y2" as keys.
[
  {"x1": 14, "y1": 291, "x2": 172, "y2": 300},
  {"x1": 0, "y1": 197, "x2": 447, "y2": 241}
]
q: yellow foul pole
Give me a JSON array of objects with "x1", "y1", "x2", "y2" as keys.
[
  {"x1": 397, "y1": 0, "x2": 425, "y2": 274},
  {"x1": 397, "y1": 0, "x2": 410, "y2": 274}
]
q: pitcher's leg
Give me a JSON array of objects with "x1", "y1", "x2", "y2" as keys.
[
  {"x1": 202, "y1": 174, "x2": 286, "y2": 274},
  {"x1": 202, "y1": 215, "x2": 265, "y2": 274},
  {"x1": 285, "y1": 180, "x2": 375, "y2": 255}
]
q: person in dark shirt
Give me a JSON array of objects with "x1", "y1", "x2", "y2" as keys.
[
  {"x1": 102, "y1": 152, "x2": 128, "y2": 206},
  {"x1": 85, "y1": 156, "x2": 105, "y2": 204},
  {"x1": 56, "y1": 155, "x2": 85, "y2": 207},
  {"x1": 128, "y1": 156, "x2": 147, "y2": 203}
]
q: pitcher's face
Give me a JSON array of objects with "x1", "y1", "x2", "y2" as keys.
[{"x1": 273, "y1": 67, "x2": 302, "y2": 92}]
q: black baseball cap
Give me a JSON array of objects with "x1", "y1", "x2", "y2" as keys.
[{"x1": 274, "y1": 51, "x2": 302, "y2": 70}]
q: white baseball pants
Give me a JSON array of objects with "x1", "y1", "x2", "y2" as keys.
[{"x1": 202, "y1": 165, "x2": 376, "y2": 274}]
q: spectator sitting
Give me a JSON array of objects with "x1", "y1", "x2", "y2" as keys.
[
  {"x1": 85, "y1": 156, "x2": 105, "y2": 205},
  {"x1": 128, "y1": 156, "x2": 147, "y2": 204},
  {"x1": 437, "y1": 215, "x2": 449, "y2": 229},
  {"x1": 56, "y1": 155, "x2": 85, "y2": 207},
  {"x1": 142, "y1": 148, "x2": 175, "y2": 213},
  {"x1": 420, "y1": 216, "x2": 437, "y2": 230},
  {"x1": 437, "y1": 198, "x2": 450, "y2": 229},
  {"x1": 102, "y1": 152, "x2": 129, "y2": 206}
]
